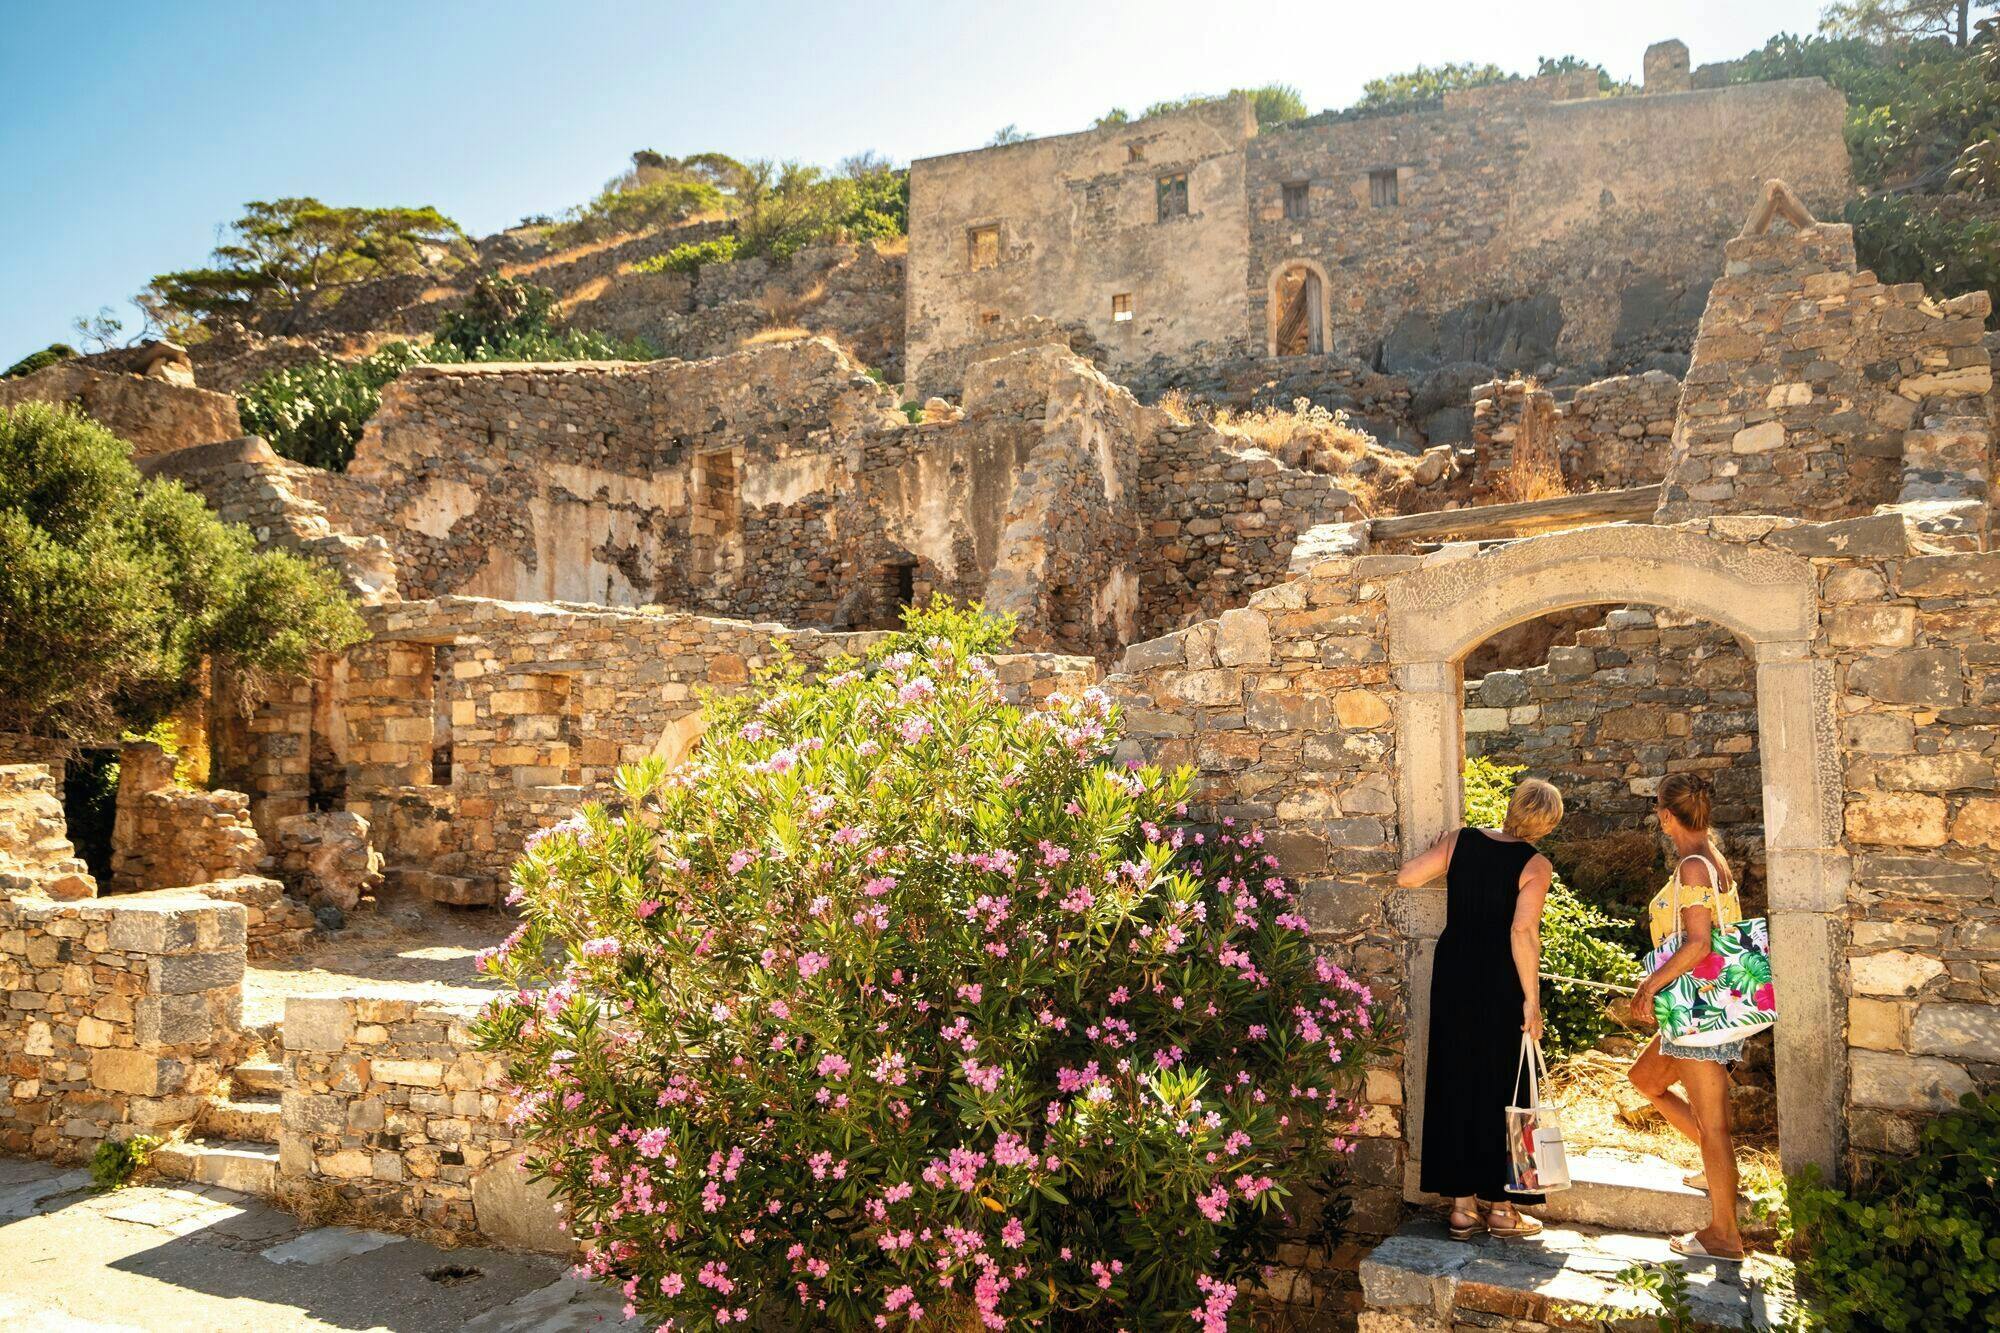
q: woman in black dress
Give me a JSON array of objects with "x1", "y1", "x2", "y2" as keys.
[{"x1": 1396, "y1": 777, "x2": 1563, "y2": 1239}]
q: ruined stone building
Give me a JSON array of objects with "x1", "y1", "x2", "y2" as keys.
[{"x1": 1, "y1": 36, "x2": 1996, "y2": 1327}]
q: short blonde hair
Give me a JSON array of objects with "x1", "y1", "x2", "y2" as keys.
[{"x1": 1503, "y1": 777, "x2": 1564, "y2": 841}]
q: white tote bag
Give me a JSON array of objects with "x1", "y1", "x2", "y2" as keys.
[{"x1": 1504, "y1": 1032, "x2": 1571, "y2": 1194}]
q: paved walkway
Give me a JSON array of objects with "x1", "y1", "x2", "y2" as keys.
[{"x1": 0, "y1": 1157, "x2": 638, "y2": 1332}]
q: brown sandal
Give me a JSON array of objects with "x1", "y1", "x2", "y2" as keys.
[
  {"x1": 1480, "y1": 1201, "x2": 1544, "y2": 1238},
  {"x1": 1447, "y1": 1205, "x2": 1486, "y2": 1239}
]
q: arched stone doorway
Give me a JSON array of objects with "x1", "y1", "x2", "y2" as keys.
[
  {"x1": 1383, "y1": 525, "x2": 1846, "y2": 1192},
  {"x1": 1268, "y1": 261, "x2": 1328, "y2": 356}
]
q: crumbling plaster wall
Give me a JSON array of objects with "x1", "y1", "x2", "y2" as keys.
[{"x1": 907, "y1": 98, "x2": 1258, "y2": 396}]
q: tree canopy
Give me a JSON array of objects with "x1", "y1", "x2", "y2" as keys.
[
  {"x1": 142, "y1": 197, "x2": 471, "y2": 336},
  {"x1": 0, "y1": 402, "x2": 366, "y2": 740},
  {"x1": 1821, "y1": 0, "x2": 1993, "y2": 46}
]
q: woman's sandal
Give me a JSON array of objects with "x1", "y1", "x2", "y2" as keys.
[
  {"x1": 1480, "y1": 1201, "x2": 1544, "y2": 1239},
  {"x1": 1447, "y1": 1206, "x2": 1486, "y2": 1240},
  {"x1": 1683, "y1": 1170, "x2": 1708, "y2": 1191},
  {"x1": 1670, "y1": 1231, "x2": 1745, "y2": 1264}
]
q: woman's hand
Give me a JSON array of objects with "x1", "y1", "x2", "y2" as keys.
[
  {"x1": 1522, "y1": 998, "x2": 1544, "y2": 1042},
  {"x1": 1624, "y1": 993, "x2": 1657, "y2": 1028}
]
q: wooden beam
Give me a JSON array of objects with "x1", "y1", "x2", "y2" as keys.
[{"x1": 1368, "y1": 485, "x2": 1662, "y2": 544}]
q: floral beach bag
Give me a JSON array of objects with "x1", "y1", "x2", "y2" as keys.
[
  {"x1": 1645, "y1": 857, "x2": 1777, "y2": 1047},
  {"x1": 1504, "y1": 1033, "x2": 1571, "y2": 1194}
]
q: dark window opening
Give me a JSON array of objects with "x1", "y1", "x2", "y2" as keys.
[
  {"x1": 1369, "y1": 169, "x2": 1400, "y2": 208},
  {"x1": 979, "y1": 310, "x2": 1001, "y2": 327},
  {"x1": 430, "y1": 646, "x2": 455, "y2": 787},
  {"x1": 1156, "y1": 172, "x2": 1188, "y2": 220},
  {"x1": 1283, "y1": 181, "x2": 1310, "y2": 220}
]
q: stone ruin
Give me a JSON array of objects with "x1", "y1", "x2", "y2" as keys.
[{"x1": 2, "y1": 39, "x2": 1997, "y2": 1325}]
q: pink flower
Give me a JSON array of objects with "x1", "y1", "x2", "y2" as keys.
[{"x1": 727, "y1": 849, "x2": 756, "y2": 874}]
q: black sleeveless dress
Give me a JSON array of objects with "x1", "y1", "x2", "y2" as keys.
[{"x1": 1419, "y1": 827, "x2": 1544, "y2": 1204}]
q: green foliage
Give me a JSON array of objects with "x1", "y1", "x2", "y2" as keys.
[
  {"x1": 142, "y1": 198, "x2": 471, "y2": 334},
  {"x1": 1463, "y1": 759, "x2": 1644, "y2": 1059},
  {"x1": 61, "y1": 748, "x2": 120, "y2": 880},
  {"x1": 633, "y1": 235, "x2": 742, "y2": 276},
  {"x1": 989, "y1": 123, "x2": 1033, "y2": 145},
  {"x1": 1721, "y1": 31, "x2": 1996, "y2": 188},
  {"x1": 1822, "y1": 0, "x2": 1993, "y2": 46},
  {"x1": 0, "y1": 403, "x2": 364, "y2": 740},
  {"x1": 474, "y1": 602, "x2": 1384, "y2": 1329},
  {"x1": 1119, "y1": 85, "x2": 1310, "y2": 128},
  {"x1": 733, "y1": 160, "x2": 910, "y2": 263},
  {"x1": 1355, "y1": 61, "x2": 1515, "y2": 112},
  {"x1": 237, "y1": 341, "x2": 424, "y2": 471},
  {"x1": 560, "y1": 177, "x2": 724, "y2": 244},
  {"x1": 898, "y1": 400, "x2": 925, "y2": 422},
  {"x1": 89, "y1": 1134, "x2": 161, "y2": 1190},
  {"x1": 429, "y1": 273, "x2": 656, "y2": 363},
  {"x1": 1846, "y1": 193, "x2": 2000, "y2": 306},
  {"x1": 1787, "y1": 1092, "x2": 2000, "y2": 1330},
  {"x1": 4, "y1": 342, "x2": 77, "y2": 379}
]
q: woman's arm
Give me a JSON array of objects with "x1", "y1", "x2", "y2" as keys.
[
  {"x1": 1395, "y1": 827, "x2": 1459, "y2": 888},
  {"x1": 1511, "y1": 854, "x2": 1552, "y2": 1040},
  {"x1": 1628, "y1": 858, "x2": 1716, "y2": 1023}
]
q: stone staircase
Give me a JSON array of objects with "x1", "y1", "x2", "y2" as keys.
[
  {"x1": 152, "y1": 1031, "x2": 284, "y2": 1198},
  {"x1": 1363, "y1": 1154, "x2": 1793, "y2": 1330}
]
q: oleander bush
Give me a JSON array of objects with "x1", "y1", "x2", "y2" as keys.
[
  {"x1": 1464, "y1": 758, "x2": 1644, "y2": 1059},
  {"x1": 474, "y1": 601, "x2": 1384, "y2": 1330}
]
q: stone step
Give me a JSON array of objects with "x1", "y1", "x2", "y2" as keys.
[
  {"x1": 388, "y1": 865, "x2": 495, "y2": 907},
  {"x1": 1360, "y1": 1216, "x2": 1795, "y2": 1332},
  {"x1": 152, "y1": 1140, "x2": 279, "y2": 1197},
  {"x1": 1532, "y1": 1152, "x2": 1713, "y2": 1235},
  {"x1": 197, "y1": 1093, "x2": 281, "y2": 1145},
  {"x1": 232, "y1": 1058, "x2": 286, "y2": 1096}
]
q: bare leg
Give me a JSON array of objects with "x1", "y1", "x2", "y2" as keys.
[
  {"x1": 1678, "y1": 1059, "x2": 1744, "y2": 1253},
  {"x1": 1629, "y1": 1036, "x2": 1704, "y2": 1145}
]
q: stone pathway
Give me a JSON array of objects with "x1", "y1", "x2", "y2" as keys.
[
  {"x1": 0, "y1": 1156, "x2": 639, "y2": 1332},
  {"x1": 1360, "y1": 1215, "x2": 1797, "y2": 1331}
]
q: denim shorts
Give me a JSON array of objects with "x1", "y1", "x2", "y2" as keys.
[{"x1": 1662, "y1": 1034, "x2": 1743, "y2": 1065}]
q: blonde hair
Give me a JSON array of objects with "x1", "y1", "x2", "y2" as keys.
[
  {"x1": 1502, "y1": 777, "x2": 1563, "y2": 841},
  {"x1": 1658, "y1": 771, "x2": 1732, "y2": 890}
]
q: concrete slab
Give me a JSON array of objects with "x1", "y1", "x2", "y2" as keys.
[
  {"x1": 0, "y1": 1165, "x2": 92, "y2": 1220},
  {"x1": 259, "y1": 1226, "x2": 404, "y2": 1266},
  {"x1": 461, "y1": 1276, "x2": 644, "y2": 1332}
]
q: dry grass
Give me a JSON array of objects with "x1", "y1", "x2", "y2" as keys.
[
  {"x1": 554, "y1": 274, "x2": 613, "y2": 315},
  {"x1": 753, "y1": 278, "x2": 827, "y2": 327},
  {"x1": 1157, "y1": 388, "x2": 1195, "y2": 425},
  {"x1": 870, "y1": 233, "x2": 909, "y2": 258},
  {"x1": 1547, "y1": 1048, "x2": 1783, "y2": 1197},
  {"x1": 740, "y1": 326, "x2": 814, "y2": 348},
  {"x1": 1211, "y1": 396, "x2": 1418, "y2": 513},
  {"x1": 270, "y1": 1176, "x2": 464, "y2": 1250},
  {"x1": 500, "y1": 232, "x2": 639, "y2": 279}
]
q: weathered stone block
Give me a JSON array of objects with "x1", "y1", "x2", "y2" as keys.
[
  {"x1": 285, "y1": 997, "x2": 356, "y2": 1053},
  {"x1": 1909, "y1": 1002, "x2": 2000, "y2": 1061},
  {"x1": 1849, "y1": 1050, "x2": 1974, "y2": 1112}
]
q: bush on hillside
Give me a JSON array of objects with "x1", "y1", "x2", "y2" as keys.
[
  {"x1": 1463, "y1": 758, "x2": 1644, "y2": 1059},
  {"x1": 237, "y1": 342, "x2": 424, "y2": 471},
  {"x1": 429, "y1": 273, "x2": 656, "y2": 363},
  {"x1": 634, "y1": 235, "x2": 741, "y2": 276},
  {"x1": 473, "y1": 600, "x2": 1384, "y2": 1330},
  {"x1": 4, "y1": 342, "x2": 77, "y2": 379},
  {"x1": 1786, "y1": 1091, "x2": 2000, "y2": 1330},
  {"x1": 0, "y1": 402, "x2": 365, "y2": 740}
]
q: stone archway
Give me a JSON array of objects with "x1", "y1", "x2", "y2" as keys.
[
  {"x1": 1383, "y1": 525, "x2": 1846, "y2": 1191},
  {"x1": 1267, "y1": 261, "x2": 1329, "y2": 356}
]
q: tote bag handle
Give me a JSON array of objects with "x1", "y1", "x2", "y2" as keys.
[{"x1": 1512, "y1": 1031, "x2": 1549, "y2": 1107}]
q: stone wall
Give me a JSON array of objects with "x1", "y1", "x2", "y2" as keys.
[
  {"x1": 1658, "y1": 212, "x2": 1995, "y2": 525},
  {"x1": 1470, "y1": 371, "x2": 1681, "y2": 499},
  {"x1": 0, "y1": 361, "x2": 241, "y2": 459},
  {"x1": 0, "y1": 764, "x2": 94, "y2": 901},
  {"x1": 907, "y1": 98, "x2": 1257, "y2": 396},
  {"x1": 1099, "y1": 514, "x2": 1999, "y2": 1308},
  {"x1": 109, "y1": 742, "x2": 267, "y2": 894},
  {"x1": 1465, "y1": 607, "x2": 1767, "y2": 892},
  {"x1": 0, "y1": 894, "x2": 244, "y2": 1156},
  {"x1": 279, "y1": 994, "x2": 559, "y2": 1246},
  {"x1": 1249, "y1": 80, "x2": 1847, "y2": 377}
]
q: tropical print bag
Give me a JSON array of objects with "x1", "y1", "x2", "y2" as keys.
[
  {"x1": 1504, "y1": 1033, "x2": 1570, "y2": 1194},
  {"x1": 1645, "y1": 864, "x2": 1776, "y2": 1046}
]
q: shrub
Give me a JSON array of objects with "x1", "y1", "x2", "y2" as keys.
[
  {"x1": 0, "y1": 403, "x2": 366, "y2": 740},
  {"x1": 428, "y1": 274, "x2": 656, "y2": 364},
  {"x1": 634, "y1": 235, "x2": 741, "y2": 276},
  {"x1": 1845, "y1": 193, "x2": 2000, "y2": 309},
  {"x1": 1787, "y1": 1092, "x2": 2000, "y2": 1330},
  {"x1": 1463, "y1": 758, "x2": 1644, "y2": 1059},
  {"x1": 89, "y1": 1134, "x2": 161, "y2": 1190},
  {"x1": 474, "y1": 601, "x2": 1384, "y2": 1330},
  {"x1": 4, "y1": 342, "x2": 77, "y2": 378},
  {"x1": 237, "y1": 341, "x2": 424, "y2": 471}
]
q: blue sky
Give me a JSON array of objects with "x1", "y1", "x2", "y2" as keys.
[{"x1": 1, "y1": 0, "x2": 1831, "y2": 365}]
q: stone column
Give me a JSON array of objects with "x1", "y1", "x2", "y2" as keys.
[{"x1": 1391, "y1": 659, "x2": 1460, "y2": 1195}]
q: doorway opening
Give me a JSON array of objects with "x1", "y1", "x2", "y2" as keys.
[{"x1": 1270, "y1": 262, "x2": 1326, "y2": 356}]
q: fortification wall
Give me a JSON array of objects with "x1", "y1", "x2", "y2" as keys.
[
  {"x1": 0, "y1": 361, "x2": 242, "y2": 459},
  {"x1": 1249, "y1": 79, "x2": 1849, "y2": 375}
]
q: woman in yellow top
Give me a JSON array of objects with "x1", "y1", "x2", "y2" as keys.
[{"x1": 1624, "y1": 772, "x2": 1747, "y2": 1264}]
